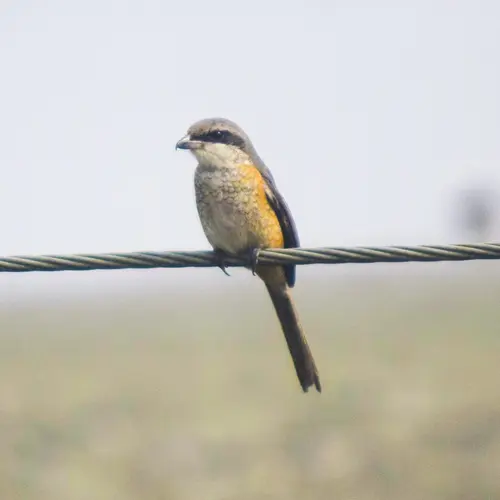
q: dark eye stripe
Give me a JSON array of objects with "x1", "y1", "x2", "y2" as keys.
[{"x1": 192, "y1": 130, "x2": 244, "y2": 148}]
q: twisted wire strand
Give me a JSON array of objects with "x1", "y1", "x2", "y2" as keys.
[{"x1": 0, "y1": 243, "x2": 499, "y2": 273}]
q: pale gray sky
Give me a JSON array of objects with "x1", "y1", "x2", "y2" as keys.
[{"x1": 0, "y1": 1, "x2": 499, "y2": 300}]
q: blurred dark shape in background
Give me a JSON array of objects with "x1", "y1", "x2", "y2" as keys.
[{"x1": 452, "y1": 184, "x2": 499, "y2": 241}]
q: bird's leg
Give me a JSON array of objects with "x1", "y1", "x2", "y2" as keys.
[
  {"x1": 248, "y1": 247, "x2": 261, "y2": 276},
  {"x1": 213, "y1": 248, "x2": 231, "y2": 276}
]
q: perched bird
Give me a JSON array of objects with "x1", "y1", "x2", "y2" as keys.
[{"x1": 176, "y1": 118, "x2": 320, "y2": 392}]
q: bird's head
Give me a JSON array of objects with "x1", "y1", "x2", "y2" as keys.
[{"x1": 176, "y1": 117, "x2": 254, "y2": 167}]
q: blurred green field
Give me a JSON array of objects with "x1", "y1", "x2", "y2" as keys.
[{"x1": 0, "y1": 266, "x2": 499, "y2": 500}]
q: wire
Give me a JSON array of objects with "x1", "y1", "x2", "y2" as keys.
[{"x1": 0, "y1": 243, "x2": 499, "y2": 273}]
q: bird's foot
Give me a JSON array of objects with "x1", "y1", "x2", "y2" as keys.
[
  {"x1": 248, "y1": 248, "x2": 261, "y2": 276},
  {"x1": 214, "y1": 249, "x2": 231, "y2": 277}
]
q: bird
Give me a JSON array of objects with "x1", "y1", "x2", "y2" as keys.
[{"x1": 176, "y1": 118, "x2": 320, "y2": 393}]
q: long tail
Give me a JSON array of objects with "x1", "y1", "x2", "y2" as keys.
[{"x1": 265, "y1": 283, "x2": 321, "y2": 392}]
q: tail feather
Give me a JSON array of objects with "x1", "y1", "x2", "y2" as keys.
[{"x1": 265, "y1": 283, "x2": 321, "y2": 392}]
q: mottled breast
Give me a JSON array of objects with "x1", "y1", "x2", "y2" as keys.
[{"x1": 194, "y1": 163, "x2": 284, "y2": 256}]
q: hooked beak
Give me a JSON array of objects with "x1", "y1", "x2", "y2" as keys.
[{"x1": 176, "y1": 134, "x2": 201, "y2": 150}]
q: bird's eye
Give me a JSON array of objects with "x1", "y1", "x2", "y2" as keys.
[
  {"x1": 208, "y1": 130, "x2": 224, "y2": 140},
  {"x1": 197, "y1": 129, "x2": 243, "y2": 147}
]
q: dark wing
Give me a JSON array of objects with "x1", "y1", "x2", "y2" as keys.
[{"x1": 262, "y1": 175, "x2": 300, "y2": 288}]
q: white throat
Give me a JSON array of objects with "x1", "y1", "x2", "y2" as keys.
[{"x1": 191, "y1": 143, "x2": 251, "y2": 169}]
